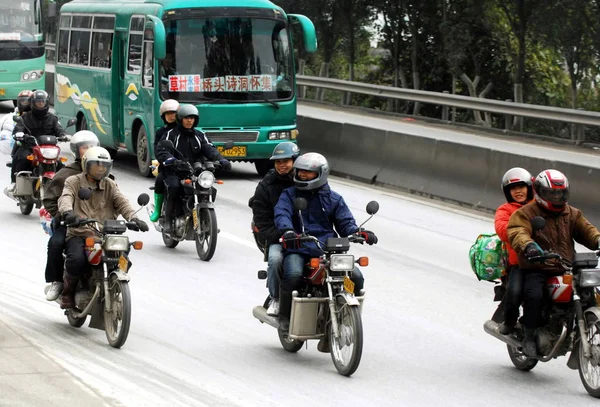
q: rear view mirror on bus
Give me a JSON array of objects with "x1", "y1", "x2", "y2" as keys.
[
  {"x1": 145, "y1": 15, "x2": 166, "y2": 60},
  {"x1": 288, "y1": 14, "x2": 317, "y2": 54},
  {"x1": 48, "y1": 2, "x2": 57, "y2": 18}
]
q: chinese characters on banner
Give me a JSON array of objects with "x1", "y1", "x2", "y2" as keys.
[{"x1": 168, "y1": 75, "x2": 276, "y2": 92}]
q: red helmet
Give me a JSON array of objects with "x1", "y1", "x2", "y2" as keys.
[
  {"x1": 533, "y1": 169, "x2": 569, "y2": 212},
  {"x1": 17, "y1": 90, "x2": 33, "y2": 114}
]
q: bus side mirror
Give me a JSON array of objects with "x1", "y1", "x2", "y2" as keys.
[
  {"x1": 288, "y1": 14, "x2": 317, "y2": 54},
  {"x1": 145, "y1": 15, "x2": 165, "y2": 59},
  {"x1": 48, "y1": 2, "x2": 57, "y2": 18}
]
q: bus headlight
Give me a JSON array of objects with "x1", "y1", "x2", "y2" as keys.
[
  {"x1": 198, "y1": 171, "x2": 215, "y2": 189},
  {"x1": 268, "y1": 131, "x2": 292, "y2": 140},
  {"x1": 21, "y1": 70, "x2": 44, "y2": 82},
  {"x1": 330, "y1": 255, "x2": 355, "y2": 271}
]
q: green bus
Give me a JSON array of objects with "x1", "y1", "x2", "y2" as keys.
[
  {"x1": 52, "y1": 0, "x2": 317, "y2": 176},
  {"x1": 0, "y1": 0, "x2": 47, "y2": 105}
]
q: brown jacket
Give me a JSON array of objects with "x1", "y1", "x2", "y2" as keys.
[
  {"x1": 507, "y1": 201, "x2": 600, "y2": 273},
  {"x1": 42, "y1": 162, "x2": 81, "y2": 219},
  {"x1": 58, "y1": 173, "x2": 136, "y2": 239}
]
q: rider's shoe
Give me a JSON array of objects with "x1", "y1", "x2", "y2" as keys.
[
  {"x1": 149, "y1": 193, "x2": 164, "y2": 222},
  {"x1": 267, "y1": 298, "x2": 280, "y2": 316},
  {"x1": 60, "y1": 274, "x2": 78, "y2": 309},
  {"x1": 45, "y1": 281, "x2": 63, "y2": 301},
  {"x1": 522, "y1": 328, "x2": 537, "y2": 357}
]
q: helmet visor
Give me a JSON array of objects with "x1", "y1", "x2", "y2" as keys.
[
  {"x1": 538, "y1": 187, "x2": 569, "y2": 206},
  {"x1": 86, "y1": 161, "x2": 112, "y2": 180}
]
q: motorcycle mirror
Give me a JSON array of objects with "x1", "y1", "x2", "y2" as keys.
[
  {"x1": 78, "y1": 187, "x2": 93, "y2": 200},
  {"x1": 137, "y1": 193, "x2": 150, "y2": 206},
  {"x1": 223, "y1": 140, "x2": 234, "y2": 150},
  {"x1": 66, "y1": 118, "x2": 77, "y2": 128},
  {"x1": 531, "y1": 216, "x2": 546, "y2": 231},
  {"x1": 293, "y1": 197, "x2": 308, "y2": 212},
  {"x1": 13, "y1": 115, "x2": 22, "y2": 124},
  {"x1": 366, "y1": 201, "x2": 379, "y2": 215}
]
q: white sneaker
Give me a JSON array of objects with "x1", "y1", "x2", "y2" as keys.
[
  {"x1": 6, "y1": 183, "x2": 15, "y2": 193},
  {"x1": 267, "y1": 298, "x2": 280, "y2": 316},
  {"x1": 46, "y1": 281, "x2": 63, "y2": 301}
]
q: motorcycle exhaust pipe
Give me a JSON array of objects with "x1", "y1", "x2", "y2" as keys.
[
  {"x1": 252, "y1": 306, "x2": 280, "y2": 329},
  {"x1": 483, "y1": 320, "x2": 523, "y2": 349}
]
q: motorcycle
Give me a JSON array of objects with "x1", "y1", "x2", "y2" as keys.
[
  {"x1": 4, "y1": 116, "x2": 76, "y2": 215},
  {"x1": 252, "y1": 197, "x2": 379, "y2": 377},
  {"x1": 484, "y1": 216, "x2": 600, "y2": 398},
  {"x1": 46, "y1": 189, "x2": 150, "y2": 348},
  {"x1": 147, "y1": 141, "x2": 233, "y2": 261}
]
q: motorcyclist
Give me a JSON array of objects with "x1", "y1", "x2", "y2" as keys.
[
  {"x1": 41, "y1": 131, "x2": 100, "y2": 301},
  {"x1": 274, "y1": 152, "x2": 378, "y2": 350},
  {"x1": 8, "y1": 90, "x2": 66, "y2": 192},
  {"x1": 495, "y1": 168, "x2": 534, "y2": 333},
  {"x1": 248, "y1": 142, "x2": 300, "y2": 316},
  {"x1": 154, "y1": 104, "x2": 231, "y2": 233},
  {"x1": 507, "y1": 169, "x2": 600, "y2": 357},
  {"x1": 149, "y1": 99, "x2": 180, "y2": 222},
  {"x1": 2, "y1": 90, "x2": 33, "y2": 157},
  {"x1": 57, "y1": 147, "x2": 149, "y2": 309}
]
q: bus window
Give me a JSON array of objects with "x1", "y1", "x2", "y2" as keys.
[
  {"x1": 142, "y1": 28, "x2": 154, "y2": 88},
  {"x1": 91, "y1": 32, "x2": 112, "y2": 68},
  {"x1": 127, "y1": 16, "x2": 144, "y2": 74}
]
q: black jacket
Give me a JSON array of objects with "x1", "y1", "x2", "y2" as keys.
[
  {"x1": 13, "y1": 111, "x2": 66, "y2": 140},
  {"x1": 153, "y1": 122, "x2": 178, "y2": 156},
  {"x1": 248, "y1": 168, "x2": 295, "y2": 245},
  {"x1": 155, "y1": 125, "x2": 222, "y2": 168}
]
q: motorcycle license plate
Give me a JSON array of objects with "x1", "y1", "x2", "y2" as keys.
[
  {"x1": 217, "y1": 145, "x2": 246, "y2": 157},
  {"x1": 0, "y1": 89, "x2": 5, "y2": 96},
  {"x1": 192, "y1": 209, "x2": 198, "y2": 229},
  {"x1": 343, "y1": 276, "x2": 355, "y2": 294},
  {"x1": 118, "y1": 255, "x2": 128, "y2": 272}
]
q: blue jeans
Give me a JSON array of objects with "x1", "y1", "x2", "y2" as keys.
[
  {"x1": 282, "y1": 253, "x2": 364, "y2": 293},
  {"x1": 267, "y1": 244, "x2": 283, "y2": 299}
]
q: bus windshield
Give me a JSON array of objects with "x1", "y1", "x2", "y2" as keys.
[
  {"x1": 0, "y1": 0, "x2": 43, "y2": 60},
  {"x1": 160, "y1": 16, "x2": 294, "y2": 103}
]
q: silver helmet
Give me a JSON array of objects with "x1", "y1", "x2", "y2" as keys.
[
  {"x1": 501, "y1": 167, "x2": 533, "y2": 203},
  {"x1": 70, "y1": 130, "x2": 100, "y2": 160},
  {"x1": 293, "y1": 152, "x2": 330, "y2": 191}
]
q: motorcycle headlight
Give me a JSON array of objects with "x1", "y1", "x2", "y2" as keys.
[
  {"x1": 330, "y1": 255, "x2": 355, "y2": 271},
  {"x1": 580, "y1": 270, "x2": 600, "y2": 287},
  {"x1": 198, "y1": 171, "x2": 215, "y2": 189},
  {"x1": 39, "y1": 147, "x2": 60, "y2": 160},
  {"x1": 103, "y1": 236, "x2": 130, "y2": 251}
]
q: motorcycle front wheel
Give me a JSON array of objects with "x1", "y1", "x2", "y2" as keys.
[
  {"x1": 507, "y1": 344, "x2": 538, "y2": 371},
  {"x1": 329, "y1": 296, "x2": 363, "y2": 376},
  {"x1": 103, "y1": 276, "x2": 131, "y2": 348},
  {"x1": 578, "y1": 313, "x2": 600, "y2": 398},
  {"x1": 195, "y1": 208, "x2": 217, "y2": 261}
]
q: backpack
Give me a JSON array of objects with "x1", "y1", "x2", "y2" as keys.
[{"x1": 469, "y1": 233, "x2": 508, "y2": 281}]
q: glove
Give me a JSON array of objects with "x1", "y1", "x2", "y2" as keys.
[
  {"x1": 281, "y1": 230, "x2": 300, "y2": 249},
  {"x1": 218, "y1": 158, "x2": 232, "y2": 171},
  {"x1": 131, "y1": 218, "x2": 149, "y2": 232},
  {"x1": 63, "y1": 211, "x2": 79, "y2": 226},
  {"x1": 525, "y1": 242, "x2": 543, "y2": 259},
  {"x1": 163, "y1": 157, "x2": 177, "y2": 166},
  {"x1": 359, "y1": 230, "x2": 378, "y2": 245}
]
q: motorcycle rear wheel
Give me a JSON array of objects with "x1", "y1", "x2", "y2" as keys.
[
  {"x1": 507, "y1": 344, "x2": 538, "y2": 371},
  {"x1": 578, "y1": 313, "x2": 600, "y2": 398},
  {"x1": 103, "y1": 277, "x2": 131, "y2": 349},
  {"x1": 19, "y1": 201, "x2": 33, "y2": 215},
  {"x1": 66, "y1": 311, "x2": 87, "y2": 328},
  {"x1": 195, "y1": 208, "x2": 217, "y2": 261},
  {"x1": 329, "y1": 296, "x2": 363, "y2": 376},
  {"x1": 278, "y1": 327, "x2": 304, "y2": 353},
  {"x1": 162, "y1": 230, "x2": 179, "y2": 248}
]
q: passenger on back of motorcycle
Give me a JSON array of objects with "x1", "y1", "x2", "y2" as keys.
[
  {"x1": 508, "y1": 169, "x2": 600, "y2": 357},
  {"x1": 8, "y1": 90, "x2": 66, "y2": 192},
  {"x1": 494, "y1": 168, "x2": 534, "y2": 333},
  {"x1": 2, "y1": 90, "x2": 31, "y2": 156},
  {"x1": 149, "y1": 99, "x2": 180, "y2": 223},
  {"x1": 154, "y1": 104, "x2": 231, "y2": 233},
  {"x1": 248, "y1": 141, "x2": 300, "y2": 316},
  {"x1": 57, "y1": 147, "x2": 148, "y2": 309},
  {"x1": 274, "y1": 152, "x2": 378, "y2": 349},
  {"x1": 41, "y1": 131, "x2": 100, "y2": 301}
]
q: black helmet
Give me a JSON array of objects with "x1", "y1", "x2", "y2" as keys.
[
  {"x1": 31, "y1": 90, "x2": 49, "y2": 116},
  {"x1": 270, "y1": 142, "x2": 300, "y2": 161},
  {"x1": 177, "y1": 104, "x2": 199, "y2": 128}
]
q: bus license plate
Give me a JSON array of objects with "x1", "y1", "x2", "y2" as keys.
[
  {"x1": 217, "y1": 146, "x2": 246, "y2": 157},
  {"x1": 343, "y1": 276, "x2": 355, "y2": 294},
  {"x1": 119, "y1": 255, "x2": 128, "y2": 272},
  {"x1": 0, "y1": 89, "x2": 5, "y2": 96}
]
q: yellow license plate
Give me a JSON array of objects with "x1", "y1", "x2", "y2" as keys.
[
  {"x1": 217, "y1": 145, "x2": 246, "y2": 157},
  {"x1": 343, "y1": 276, "x2": 355, "y2": 294},
  {"x1": 118, "y1": 255, "x2": 128, "y2": 272},
  {"x1": 0, "y1": 89, "x2": 5, "y2": 96},
  {"x1": 192, "y1": 209, "x2": 198, "y2": 229}
]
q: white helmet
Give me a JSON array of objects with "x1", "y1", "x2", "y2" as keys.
[
  {"x1": 70, "y1": 130, "x2": 100, "y2": 160},
  {"x1": 293, "y1": 152, "x2": 330, "y2": 191},
  {"x1": 82, "y1": 146, "x2": 112, "y2": 181},
  {"x1": 159, "y1": 99, "x2": 180, "y2": 121}
]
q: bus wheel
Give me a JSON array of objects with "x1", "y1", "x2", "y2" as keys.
[
  {"x1": 136, "y1": 126, "x2": 152, "y2": 177},
  {"x1": 78, "y1": 115, "x2": 88, "y2": 131},
  {"x1": 254, "y1": 160, "x2": 272, "y2": 177}
]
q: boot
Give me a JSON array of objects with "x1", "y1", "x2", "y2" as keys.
[
  {"x1": 278, "y1": 290, "x2": 293, "y2": 332},
  {"x1": 522, "y1": 328, "x2": 537, "y2": 357},
  {"x1": 149, "y1": 193, "x2": 164, "y2": 222},
  {"x1": 60, "y1": 274, "x2": 79, "y2": 309}
]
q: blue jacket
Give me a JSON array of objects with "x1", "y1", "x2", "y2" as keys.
[{"x1": 274, "y1": 184, "x2": 358, "y2": 257}]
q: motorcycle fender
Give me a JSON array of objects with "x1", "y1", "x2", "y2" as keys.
[
  {"x1": 567, "y1": 340, "x2": 580, "y2": 370},
  {"x1": 109, "y1": 270, "x2": 130, "y2": 282},
  {"x1": 196, "y1": 201, "x2": 215, "y2": 209},
  {"x1": 337, "y1": 292, "x2": 360, "y2": 306},
  {"x1": 584, "y1": 306, "x2": 600, "y2": 322}
]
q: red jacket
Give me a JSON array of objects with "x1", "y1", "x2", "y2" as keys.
[{"x1": 494, "y1": 202, "x2": 526, "y2": 266}]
